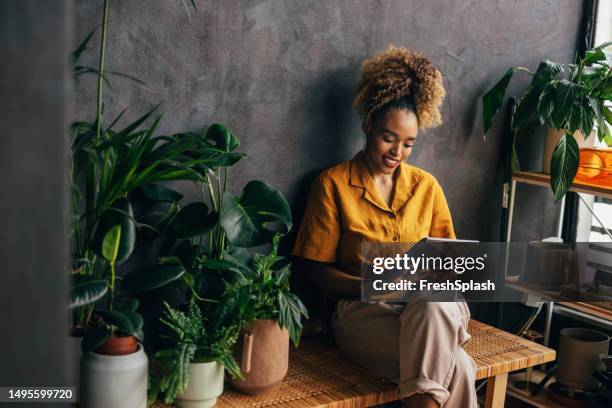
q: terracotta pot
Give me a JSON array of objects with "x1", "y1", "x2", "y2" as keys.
[
  {"x1": 96, "y1": 334, "x2": 138, "y2": 355},
  {"x1": 229, "y1": 319, "x2": 289, "y2": 395},
  {"x1": 542, "y1": 128, "x2": 596, "y2": 174}
]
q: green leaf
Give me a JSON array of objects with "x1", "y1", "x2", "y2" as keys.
[
  {"x1": 220, "y1": 181, "x2": 292, "y2": 247},
  {"x1": 482, "y1": 67, "x2": 530, "y2": 134},
  {"x1": 101, "y1": 225, "x2": 121, "y2": 263},
  {"x1": 514, "y1": 86, "x2": 541, "y2": 129},
  {"x1": 69, "y1": 275, "x2": 108, "y2": 309},
  {"x1": 536, "y1": 84, "x2": 556, "y2": 125},
  {"x1": 550, "y1": 132, "x2": 580, "y2": 202},
  {"x1": 552, "y1": 80, "x2": 580, "y2": 127},
  {"x1": 583, "y1": 48, "x2": 607, "y2": 65},
  {"x1": 114, "y1": 297, "x2": 139, "y2": 312},
  {"x1": 140, "y1": 183, "x2": 184, "y2": 202},
  {"x1": 93, "y1": 198, "x2": 136, "y2": 264},
  {"x1": 532, "y1": 60, "x2": 563, "y2": 86},
  {"x1": 205, "y1": 123, "x2": 240, "y2": 153},
  {"x1": 121, "y1": 263, "x2": 186, "y2": 292},
  {"x1": 167, "y1": 203, "x2": 218, "y2": 238},
  {"x1": 71, "y1": 28, "x2": 96, "y2": 67},
  {"x1": 98, "y1": 310, "x2": 135, "y2": 335},
  {"x1": 82, "y1": 326, "x2": 110, "y2": 353}
]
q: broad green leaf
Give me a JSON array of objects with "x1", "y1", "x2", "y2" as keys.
[
  {"x1": 514, "y1": 86, "x2": 542, "y2": 130},
  {"x1": 532, "y1": 60, "x2": 563, "y2": 86},
  {"x1": 101, "y1": 225, "x2": 121, "y2": 263},
  {"x1": 140, "y1": 183, "x2": 184, "y2": 202},
  {"x1": 93, "y1": 198, "x2": 136, "y2": 264},
  {"x1": 584, "y1": 48, "x2": 607, "y2": 65},
  {"x1": 220, "y1": 181, "x2": 293, "y2": 247},
  {"x1": 550, "y1": 132, "x2": 579, "y2": 202},
  {"x1": 98, "y1": 310, "x2": 135, "y2": 334},
  {"x1": 552, "y1": 80, "x2": 580, "y2": 127},
  {"x1": 81, "y1": 326, "x2": 110, "y2": 353},
  {"x1": 170, "y1": 241, "x2": 198, "y2": 270},
  {"x1": 205, "y1": 123, "x2": 240, "y2": 153},
  {"x1": 121, "y1": 263, "x2": 186, "y2": 292},
  {"x1": 69, "y1": 275, "x2": 108, "y2": 308},
  {"x1": 536, "y1": 84, "x2": 556, "y2": 125},
  {"x1": 166, "y1": 203, "x2": 217, "y2": 238},
  {"x1": 114, "y1": 297, "x2": 139, "y2": 312},
  {"x1": 482, "y1": 67, "x2": 530, "y2": 134}
]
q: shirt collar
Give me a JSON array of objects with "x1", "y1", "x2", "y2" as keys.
[{"x1": 349, "y1": 151, "x2": 421, "y2": 212}]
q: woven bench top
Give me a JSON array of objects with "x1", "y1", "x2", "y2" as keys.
[{"x1": 154, "y1": 319, "x2": 556, "y2": 408}]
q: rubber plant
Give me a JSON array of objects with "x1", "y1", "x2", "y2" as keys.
[
  {"x1": 69, "y1": 0, "x2": 205, "y2": 351},
  {"x1": 482, "y1": 42, "x2": 612, "y2": 201}
]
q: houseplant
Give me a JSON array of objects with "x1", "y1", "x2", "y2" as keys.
[
  {"x1": 224, "y1": 234, "x2": 309, "y2": 395},
  {"x1": 482, "y1": 42, "x2": 612, "y2": 201},
  {"x1": 147, "y1": 288, "x2": 248, "y2": 407},
  {"x1": 151, "y1": 123, "x2": 308, "y2": 396},
  {"x1": 70, "y1": 1, "x2": 204, "y2": 407}
]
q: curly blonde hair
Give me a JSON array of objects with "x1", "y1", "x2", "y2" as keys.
[{"x1": 353, "y1": 45, "x2": 446, "y2": 130}]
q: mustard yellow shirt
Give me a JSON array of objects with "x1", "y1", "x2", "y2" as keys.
[{"x1": 292, "y1": 151, "x2": 456, "y2": 276}]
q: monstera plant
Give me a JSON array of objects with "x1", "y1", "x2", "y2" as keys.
[{"x1": 482, "y1": 41, "x2": 612, "y2": 201}]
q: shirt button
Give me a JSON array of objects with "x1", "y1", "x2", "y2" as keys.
[
  {"x1": 389, "y1": 213, "x2": 396, "y2": 219},
  {"x1": 392, "y1": 236, "x2": 398, "y2": 241}
]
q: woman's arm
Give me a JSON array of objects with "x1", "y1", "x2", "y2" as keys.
[{"x1": 299, "y1": 258, "x2": 362, "y2": 298}]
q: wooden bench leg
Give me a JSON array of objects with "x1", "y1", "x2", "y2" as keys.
[{"x1": 484, "y1": 372, "x2": 508, "y2": 408}]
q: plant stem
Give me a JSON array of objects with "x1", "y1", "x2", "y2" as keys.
[
  {"x1": 108, "y1": 261, "x2": 116, "y2": 311},
  {"x1": 95, "y1": 0, "x2": 109, "y2": 142}
]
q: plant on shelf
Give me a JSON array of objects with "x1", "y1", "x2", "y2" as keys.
[{"x1": 482, "y1": 41, "x2": 612, "y2": 201}]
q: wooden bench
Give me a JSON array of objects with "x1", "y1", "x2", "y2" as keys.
[{"x1": 214, "y1": 320, "x2": 555, "y2": 408}]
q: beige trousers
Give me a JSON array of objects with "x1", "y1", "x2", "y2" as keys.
[{"x1": 331, "y1": 300, "x2": 478, "y2": 408}]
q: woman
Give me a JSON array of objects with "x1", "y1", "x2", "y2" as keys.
[{"x1": 292, "y1": 46, "x2": 478, "y2": 408}]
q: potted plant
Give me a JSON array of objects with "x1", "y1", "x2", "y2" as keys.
[
  {"x1": 148, "y1": 123, "x2": 308, "y2": 396},
  {"x1": 482, "y1": 41, "x2": 612, "y2": 201},
  {"x1": 69, "y1": 2, "x2": 205, "y2": 406},
  {"x1": 147, "y1": 286, "x2": 248, "y2": 407},
  {"x1": 224, "y1": 235, "x2": 308, "y2": 395}
]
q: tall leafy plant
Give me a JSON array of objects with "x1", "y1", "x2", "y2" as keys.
[
  {"x1": 482, "y1": 42, "x2": 612, "y2": 201},
  {"x1": 69, "y1": 0, "x2": 204, "y2": 350}
]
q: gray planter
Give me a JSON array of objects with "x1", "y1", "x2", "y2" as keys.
[{"x1": 80, "y1": 344, "x2": 148, "y2": 408}]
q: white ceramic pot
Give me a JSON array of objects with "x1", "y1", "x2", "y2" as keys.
[
  {"x1": 67, "y1": 334, "x2": 82, "y2": 390},
  {"x1": 176, "y1": 361, "x2": 224, "y2": 408},
  {"x1": 80, "y1": 344, "x2": 148, "y2": 408},
  {"x1": 542, "y1": 128, "x2": 596, "y2": 174}
]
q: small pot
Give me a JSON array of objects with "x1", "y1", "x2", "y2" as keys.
[
  {"x1": 80, "y1": 343, "x2": 148, "y2": 408},
  {"x1": 543, "y1": 128, "x2": 595, "y2": 174},
  {"x1": 229, "y1": 319, "x2": 289, "y2": 395},
  {"x1": 175, "y1": 361, "x2": 224, "y2": 408},
  {"x1": 96, "y1": 333, "x2": 138, "y2": 355},
  {"x1": 556, "y1": 328, "x2": 610, "y2": 390}
]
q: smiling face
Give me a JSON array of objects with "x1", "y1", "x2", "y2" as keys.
[{"x1": 363, "y1": 108, "x2": 419, "y2": 175}]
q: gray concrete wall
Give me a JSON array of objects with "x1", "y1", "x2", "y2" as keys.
[
  {"x1": 0, "y1": 0, "x2": 72, "y2": 390},
  {"x1": 73, "y1": 0, "x2": 584, "y2": 241}
]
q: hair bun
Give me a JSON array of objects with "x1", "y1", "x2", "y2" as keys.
[{"x1": 353, "y1": 45, "x2": 446, "y2": 130}]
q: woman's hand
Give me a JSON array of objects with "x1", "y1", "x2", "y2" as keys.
[{"x1": 297, "y1": 258, "x2": 363, "y2": 298}]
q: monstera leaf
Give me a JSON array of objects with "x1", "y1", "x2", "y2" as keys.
[{"x1": 220, "y1": 181, "x2": 292, "y2": 247}]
